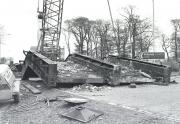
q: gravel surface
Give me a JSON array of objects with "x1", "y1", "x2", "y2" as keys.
[{"x1": 0, "y1": 80, "x2": 179, "y2": 124}]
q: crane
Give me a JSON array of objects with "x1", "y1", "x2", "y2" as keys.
[
  {"x1": 37, "y1": 0, "x2": 64, "y2": 61},
  {"x1": 36, "y1": 0, "x2": 114, "y2": 61}
]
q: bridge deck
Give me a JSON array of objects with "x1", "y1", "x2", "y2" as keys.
[{"x1": 56, "y1": 61, "x2": 105, "y2": 84}]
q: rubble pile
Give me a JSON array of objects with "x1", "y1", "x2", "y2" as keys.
[
  {"x1": 119, "y1": 65, "x2": 155, "y2": 83},
  {"x1": 57, "y1": 61, "x2": 94, "y2": 76},
  {"x1": 121, "y1": 66, "x2": 143, "y2": 78},
  {"x1": 72, "y1": 83, "x2": 105, "y2": 92}
]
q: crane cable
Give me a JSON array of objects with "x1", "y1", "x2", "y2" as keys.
[
  {"x1": 106, "y1": 0, "x2": 118, "y2": 48},
  {"x1": 106, "y1": 0, "x2": 115, "y2": 31},
  {"x1": 37, "y1": 0, "x2": 40, "y2": 12}
]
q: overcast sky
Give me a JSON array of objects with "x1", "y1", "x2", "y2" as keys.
[{"x1": 0, "y1": 0, "x2": 179, "y2": 62}]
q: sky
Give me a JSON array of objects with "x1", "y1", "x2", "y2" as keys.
[{"x1": 0, "y1": 0, "x2": 179, "y2": 62}]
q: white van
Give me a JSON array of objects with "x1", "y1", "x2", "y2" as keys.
[{"x1": 0, "y1": 64, "x2": 20, "y2": 103}]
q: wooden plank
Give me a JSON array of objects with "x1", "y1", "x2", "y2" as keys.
[{"x1": 23, "y1": 83, "x2": 41, "y2": 94}]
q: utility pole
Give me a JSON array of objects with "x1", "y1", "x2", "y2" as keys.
[
  {"x1": 0, "y1": 35, "x2": 1, "y2": 59},
  {"x1": 152, "y1": 0, "x2": 155, "y2": 52}
]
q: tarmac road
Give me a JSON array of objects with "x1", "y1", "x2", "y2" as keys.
[
  {"x1": 65, "y1": 75, "x2": 180, "y2": 122},
  {"x1": 1, "y1": 82, "x2": 176, "y2": 124},
  {"x1": 1, "y1": 76, "x2": 180, "y2": 123}
]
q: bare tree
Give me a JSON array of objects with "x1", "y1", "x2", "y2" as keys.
[
  {"x1": 84, "y1": 21, "x2": 95, "y2": 56},
  {"x1": 63, "y1": 8, "x2": 153, "y2": 59},
  {"x1": 63, "y1": 20, "x2": 72, "y2": 55},
  {"x1": 136, "y1": 19, "x2": 153, "y2": 55},
  {"x1": 171, "y1": 19, "x2": 180, "y2": 61},
  {"x1": 121, "y1": 6, "x2": 137, "y2": 58},
  {"x1": 65, "y1": 17, "x2": 90, "y2": 54},
  {"x1": 120, "y1": 26, "x2": 129, "y2": 57},
  {"x1": 0, "y1": 25, "x2": 4, "y2": 58},
  {"x1": 62, "y1": 30, "x2": 71, "y2": 55},
  {"x1": 113, "y1": 19, "x2": 130, "y2": 57},
  {"x1": 120, "y1": 6, "x2": 152, "y2": 58},
  {"x1": 90, "y1": 23, "x2": 100, "y2": 58},
  {"x1": 95, "y1": 20, "x2": 112, "y2": 59},
  {"x1": 161, "y1": 34, "x2": 170, "y2": 61},
  {"x1": 114, "y1": 19, "x2": 123, "y2": 56}
]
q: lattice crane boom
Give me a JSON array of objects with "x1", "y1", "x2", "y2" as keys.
[{"x1": 37, "y1": 0, "x2": 64, "y2": 61}]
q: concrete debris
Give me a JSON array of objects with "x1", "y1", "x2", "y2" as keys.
[
  {"x1": 72, "y1": 84, "x2": 105, "y2": 92},
  {"x1": 139, "y1": 71, "x2": 152, "y2": 79},
  {"x1": 92, "y1": 94, "x2": 105, "y2": 96},
  {"x1": 36, "y1": 85, "x2": 41, "y2": 88},
  {"x1": 57, "y1": 61, "x2": 93, "y2": 76},
  {"x1": 36, "y1": 95, "x2": 69, "y2": 106},
  {"x1": 107, "y1": 87, "x2": 112, "y2": 90},
  {"x1": 129, "y1": 83, "x2": 136, "y2": 88},
  {"x1": 121, "y1": 66, "x2": 147, "y2": 78},
  {"x1": 119, "y1": 65, "x2": 155, "y2": 84},
  {"x1": 170, "y1": 80, "x2": 178, "y2": 84},
  {"x1": 152, "y1": 82, "x2": 169, "y2": 86},
  {"x1": 20, "y1": 86, "x2": 28, "y2": 91}
]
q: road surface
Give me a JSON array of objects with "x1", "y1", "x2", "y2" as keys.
[{"x1": 64, "y1": 75, "x2": 180, "y2": 122}]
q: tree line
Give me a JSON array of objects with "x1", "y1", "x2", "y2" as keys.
[
  {"x1": 161, "y1": 19, "x2": 180, "y2": 62},
  {"x1": 63, "y1": 6, "x2": 155, "y2": 60}
]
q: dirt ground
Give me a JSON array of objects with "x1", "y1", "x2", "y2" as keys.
[{"x1": 0, "y1": 79, "x2": 179, "y2": 124}]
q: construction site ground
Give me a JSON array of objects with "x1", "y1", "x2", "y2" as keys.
[{"x1": 0, "y1": 73, "x2": 180, "y2": 124}]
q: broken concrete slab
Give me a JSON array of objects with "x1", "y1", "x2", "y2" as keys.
[{"x1": 23, "y1": 83, "x2": 41, "y2": 94}]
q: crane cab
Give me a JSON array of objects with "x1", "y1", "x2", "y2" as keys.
[{"x1": 0, "y1": 64, "x2": 20, "y2": 103}]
